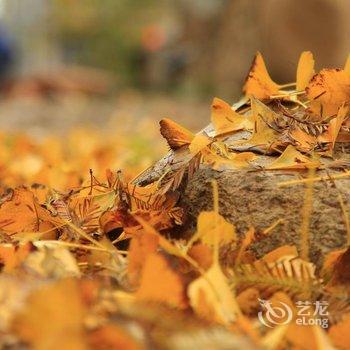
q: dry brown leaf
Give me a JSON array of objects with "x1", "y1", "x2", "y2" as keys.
[{"x1": 243, "y1": 52, "x2": 280, "y2": 100}]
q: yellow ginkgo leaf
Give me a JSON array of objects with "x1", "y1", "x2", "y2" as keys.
[
  {"x1": 250, "y1": 97, "x2": 278, "y2": 130},
  {"x1": 188, "y1": 262, "x2": 240, "y2": 324},
  {"x1": 188, "y1": 134, "x2": 211, "y2": 155},
  {"x1": 211, "y1": 97, "x2": 253, "y2": 135},
  {"x1": 210, "y1": 152, "x2": 256, "y2": 171},
  {"x1": 196, "y1": 211, "x2": 236, "y2": 247},
  {"x1": 243, "y1": 52, "x2": 280, "y2": 100},
  {"x1": 267, "y1": 145, "x2": 320, "y2": 170},
  {"x1": 296, "y1": 51, "x2": 315, "y2": 91}
]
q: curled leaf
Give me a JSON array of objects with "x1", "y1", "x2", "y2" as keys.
[{"x1": 159, "y1": 118, "x2": 194, "y2": 150}]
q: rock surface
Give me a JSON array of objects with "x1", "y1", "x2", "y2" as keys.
[{"x1": 180, "y1": 164, "x2": 350, "y2": 265}]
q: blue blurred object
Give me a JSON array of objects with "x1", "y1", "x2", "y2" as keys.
[{"x1": 0, "y1": 24, "x2": 14, "y2": 82}]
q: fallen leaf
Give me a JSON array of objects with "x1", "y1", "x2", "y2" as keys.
[
  {"x1": 0, "y1": 242, "x2": 34, "y2": 272},
  {"x1": 159, "y1": 118, "x2": 194, "y2": 150},
  {"x1": 12, "y1": 278, "x2": 87, "y2": 350},
  {"x1": 128, "y1": 231, "x2": 159, "y2": 286},
  {"x1": 243, "y1": 52, "x2": 280, "y2": 100},
  {"x1": 324, "y1": 103, "x2": 349, "y2": 150},
  {"x1": 0, "y1": 188, "x2": 40, "y2": 235},
  {"x1": 135, "y1": 252, "x2": 187, "y2": 308},
  {"x1": 188, "y1": 134, "x2": 211, "y2": 155},
  {"x1": 211, "y1": 97, "x2": 253, "y2": 135},
  {"x1": 196, "y1": 211, "x2": 236, "y2": 247},
  {"x1": 188, "y1": 262, "x2": 240, "y2": 324},
  {"x1": 289, "y1": 127, "x2": 317, "y2": 152},
  {"x1": 267, "y1": 145, "x2": 320, "y2": 170},
  {"x1": 296, "y1": 51, "x2": 315, "y2": 91},
  {"x1": 306, "y1": 69, "x2": 350, "y2": 118}
]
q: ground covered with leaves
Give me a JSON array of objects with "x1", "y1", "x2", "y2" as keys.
[{"x1": 1, "y1": 52, "x2": 350, "y2": 350}]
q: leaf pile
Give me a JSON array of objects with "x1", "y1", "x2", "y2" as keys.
[{"x1": 0, "y1": 52, "x2": 350, "y2": 350}]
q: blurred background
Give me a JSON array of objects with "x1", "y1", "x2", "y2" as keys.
[{"x1": 0, "y1": 0, "x2": 348, "y2": 134}]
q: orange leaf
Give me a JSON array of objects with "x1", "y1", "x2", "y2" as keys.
[
  {"x1": 12, "y1": 278, "x2": 87, "y2": 350},
  {"x1": 159, "y1": 118, "x2": 194, "y2": 150},
  {"x1": 243, "y1": 52, "x2": 279, "y2": 100},
  {"x1": 127, "y1": 232, "x2": 159, "y2": 286},
  {"x1": 187, "y1": 243, "x2": 213, "y2": 270},
  {"x1": 135, "y1": 252, "x2": 187, "y2": 308},
  {"x1": 211, "y1": 97, "x2": 253, "y2": 135},
  {"x1": 306, "y1": 68, "x2": 350, "y2": 118},
  {"x1": 0, "y1": 188, "x2": 39, "y2": 235},
  {"x1": 0, "y1": 242, "x2": 34, "y2": 272},
  {"x1": 267, "y1": 145, "x2": 320, "y2": 170},
  {"x1": 289, "y1": 127, "x2": 317, "y2": 152},
  {"x1": 329, "y1": 314, "x2": 350, "y2": 349},
  {"x1": 196, "y1": 211, "x2": 236, "y2": 247}
]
